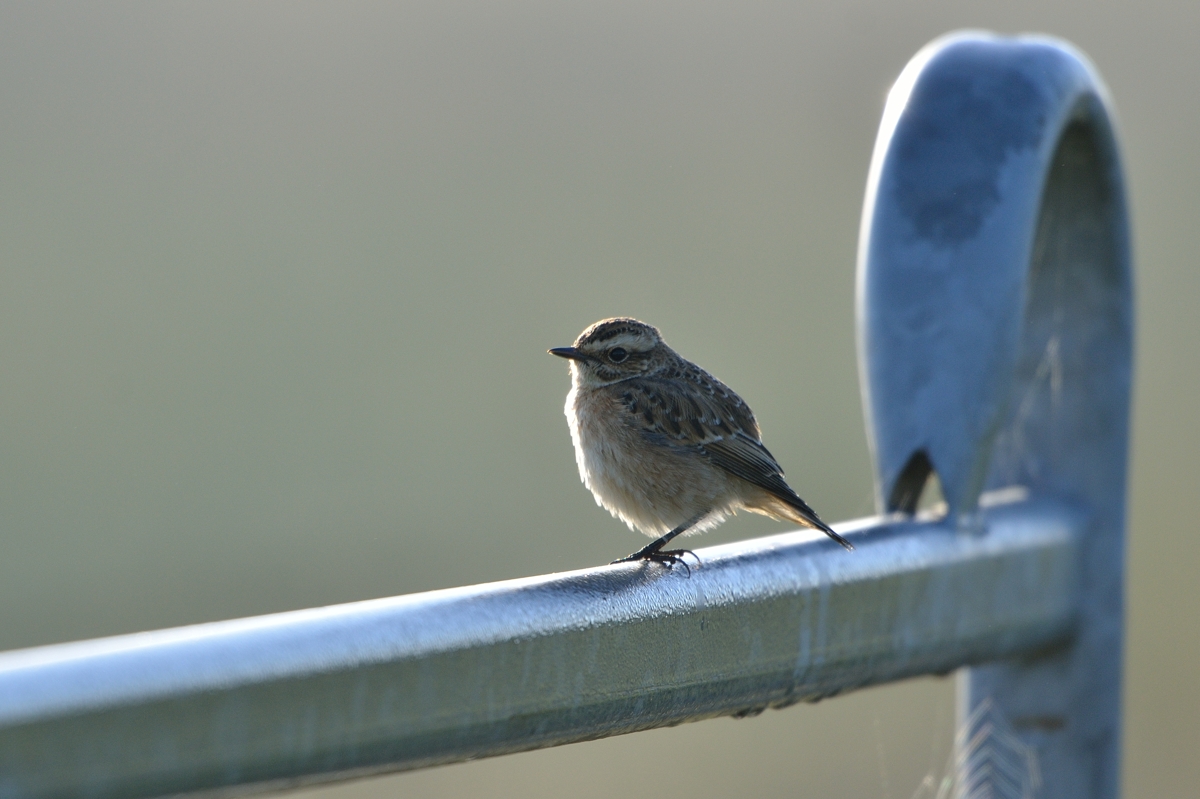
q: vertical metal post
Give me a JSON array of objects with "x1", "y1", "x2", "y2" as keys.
[{"x1": 858, "y1": 33, "x2": 1132, "y2": 798}]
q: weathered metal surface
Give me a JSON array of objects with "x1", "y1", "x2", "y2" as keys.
[
  {"x1": 0, "y1": 499, "x2": 1077, "y2": 798},
  {"x1": 859, "y1": 32, "x2": 1131, "y2": 798}
]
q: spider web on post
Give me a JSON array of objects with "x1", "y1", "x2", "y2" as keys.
[{"x1": 910, "y1": 698, "x2": 1041, "y2": 799}]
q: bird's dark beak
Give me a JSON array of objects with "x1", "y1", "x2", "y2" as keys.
[{"x1": 549, "y1": 346, "x2": 590, "y2": 362}]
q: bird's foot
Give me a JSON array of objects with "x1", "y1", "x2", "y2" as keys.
[{"x1": 612, "y1": 548, "x2": 699, "y2": 576}]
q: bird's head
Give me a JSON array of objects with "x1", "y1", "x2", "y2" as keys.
[{"x1": 549, "y1": 317, "x2": 671, "y2": 386}]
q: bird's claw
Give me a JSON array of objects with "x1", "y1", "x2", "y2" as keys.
[{"x1": 612, "y1": 548, "x2": 700, "y2": 576}]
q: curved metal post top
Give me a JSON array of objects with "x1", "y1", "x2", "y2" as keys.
[
  {"x1": 858, "y1": 31, "x2": 1132, "y2": 799},
  {"x1": 858, "y1": 31, "x2": 1132, "y2": 520}
]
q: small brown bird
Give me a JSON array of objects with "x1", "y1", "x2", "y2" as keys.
[{"x1": 550, "y1": 318, "x2": 852, "y2": 568}]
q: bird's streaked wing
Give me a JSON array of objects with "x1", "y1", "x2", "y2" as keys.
[
  {"x1": 617, "y1": 373, "x2": 845, "y2": 543},
  {"x1": 615, "y1": 373, "x2": 759, "y2": 448}
]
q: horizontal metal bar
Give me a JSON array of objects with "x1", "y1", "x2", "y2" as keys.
[{"x1": 0, "y1": 497, "x2": 1080, "y2": 799}]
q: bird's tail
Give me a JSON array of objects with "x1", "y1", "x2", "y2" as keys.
[{"x1": 771, "y1": 495, "x2": 855, "y2": 551}]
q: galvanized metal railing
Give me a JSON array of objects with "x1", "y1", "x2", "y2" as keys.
[{"x1": 0, "y1": 32, "x2": 1131, "y2": 799}]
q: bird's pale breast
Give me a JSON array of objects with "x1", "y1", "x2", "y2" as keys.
[{"x1": 565, "y1": 382, "x2": 736, "y2": 537}]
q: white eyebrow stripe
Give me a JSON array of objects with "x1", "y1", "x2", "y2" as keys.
[{"x1": 600, "y1": 333, "x2": 651, "y2": 351}]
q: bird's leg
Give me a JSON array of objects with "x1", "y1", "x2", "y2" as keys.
[{"x1": 612, "y1": 512, "x2": 707, "y2": 572}]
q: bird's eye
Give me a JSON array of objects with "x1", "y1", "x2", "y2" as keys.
[{"x1": 608, "y1": 347, "x2": 628, "y2": 363}]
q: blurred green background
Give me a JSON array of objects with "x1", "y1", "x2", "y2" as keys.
[{"x1": 0, "y1": 2, "x2": 1195, "y2": 797}]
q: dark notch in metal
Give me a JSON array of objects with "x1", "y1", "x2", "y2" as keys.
[{"x1": 888, "y1": 449, "x2": 935, "y2": 514}]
